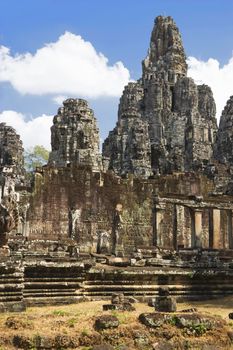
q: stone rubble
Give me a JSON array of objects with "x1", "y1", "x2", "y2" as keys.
[{"x1": 103, "y1": 293, "x2": 135, "y2": 311}]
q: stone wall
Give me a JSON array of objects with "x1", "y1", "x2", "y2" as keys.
[
  {"x1": 27, "y1": 167, "x2": 154, "y2": 254},
  {"x1": 26, "y1": 165, "x2": 232, "y2": 254}
]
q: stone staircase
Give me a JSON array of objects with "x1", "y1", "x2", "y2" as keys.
[
  {"x1": 77, "y1": 266, "x2": 233, "y2": 301},
  {"x1": 0, "y1": 259, "x2": 25, "y2": 312},
  {"x1": 23, "y1": 261, "x2": 86, "y2": 306}
]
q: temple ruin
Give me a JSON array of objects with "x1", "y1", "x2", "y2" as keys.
[{"x1": 1, "y1": 16, "x2": 233, "y2": 312}]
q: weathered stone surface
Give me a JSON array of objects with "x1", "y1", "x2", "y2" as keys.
[
  {"x1": 95, "y1": 315, "x2": 119, "y2": 330},
  {"x1": 0, "y1": 194, "x2": 19, "y2": 237},
  {"x1": 33, "y1": 335, "x2": 55, "y2": 349},
  {"x1": 139, "y1": 312, "x2": 225, "y2": 331},
  {"x1": 103, "y1": 16, "x2": 217, "y2": 176},
  {"x1": 12, "y1": 335, "x2": 33, "y2": 349},
  {"x1": 180, "y1": 308, "x2": 198, "y2": 313},
  {"x1": 5, "y1": 316, "x2": 33, "y2": 330},
  {"x1": 1, "y1": 15, "x2": 233, "y2": 314},
  {"x1": 148, "y1": 298, "x2": 156, "y2": 307},
  {"x1": 103, "y1": 303, "x2": 135, "y2": 312},
  {"x1": 139, "y1": 313, "x2": 167, "y2": 328},
  {"x1": 49, "y1": 98, "x2": 101, "y2": 170},
  {"x1": 103, "y1": 82, "x2": 152, "y2": 178},
  {"x1": 103, "y1": 293, "x2": 135, "y2": 311},
  {"x1": 142, "y1": 18, "x2": 217, "y2": 174},
  {"x1": 0, "y1": 123, "x2": 25, "y2": 239},
  {"x1": 174, "y1": 313, "x2": 224, "y2": 330},
  {"x1": 155, "y1": 296, "x2": 177, "y2": 312},
  {"x1": 107, "y1": 257, "x2": 130, "y2": 267},
  {"x1": 215, "y1": 96, "x2": 233, "y2": 164},
  {"x1": 158, "y1": 287, "x2": 170, "y2": 296},
  {"x1": 111, "y1": 292, "x2": 124, "y2": 304},
  {"x1": 143, "y1": 15, "x2": 187, "y2": 76},
  {"x1": 0, "y1": 123, "x2": 24, "y2": 173}
]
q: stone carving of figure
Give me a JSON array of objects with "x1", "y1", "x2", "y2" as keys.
[
  {"x1": 18, "y1": 203, "x2": 30, "y2": 236},
  {"x1": 0, "y1": 193, "x2": 19, "y2": 247},
  {"x1": 68, "y1": 208, "x2": 81, "y2": 239},
  {"x1": 112, "y1": 204, "x2": 123, "y2": 256},
  {"x1": 97, "y1": 231, "x2": 110, "y2": 254}
]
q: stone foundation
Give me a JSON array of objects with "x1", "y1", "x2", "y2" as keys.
[{"x1": 0, "y1": 251, "x2": 233, "y2": 311}]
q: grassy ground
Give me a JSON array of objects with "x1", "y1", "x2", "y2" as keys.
[
  {"x1": 0, "y1": 297, "x2": 233, "y2": 349},
  {"x1": 179, "y1": 295, "x2": 233, "y2": 319}
]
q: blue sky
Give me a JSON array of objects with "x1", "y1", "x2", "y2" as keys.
[{"x1": 0, "y1": 0, "x2": 233, "y2": 150}]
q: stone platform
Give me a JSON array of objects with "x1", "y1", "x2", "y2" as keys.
[{"x1": 0, "y1": 251, "x2": 233, "y2": 311}]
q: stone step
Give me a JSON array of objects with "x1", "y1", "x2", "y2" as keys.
[
  {"x1": 24, "y1": 291, "x2": 77, "y2": 297},
  {"x1": 24, "y1": 277, "x2": 84, "y2": 282},
  {"x1": 24, "y1": 282, "x2": 81, "y2": 288},
  {"x1": 25, "y1": 296, "x2": 80, "y2": 306}
]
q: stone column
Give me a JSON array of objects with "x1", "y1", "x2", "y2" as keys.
[
  {"x1": 227, "y1": 210, "x2": 233, "y2": 249},
  {"x1": 152, "y1": 192, "x2": 159, "y2": 246},
  {"x1": 209, "y1": 209, "x2": 213, "y2": 248},
  {"x1": 212, "y1": 209, "x2": 221, "y2": 249},
  {"x1": 194, "y1": 210, "x2": 203, "y2": 248},
  {"x1": 190, "y1": 209, "x2": 203, "y2": 248},
  {"x1": 172, "y1": 204, "x2": 178, "y2": 250}
]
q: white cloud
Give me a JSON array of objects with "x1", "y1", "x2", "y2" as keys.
[
  {"x1": 0, "y1": 32, "x2": 130, "y2": 98},
  {"x1": 0, "y1": 111, "x2": 53, "y2": 150},
  {"x1": 187, "y1": 56, "x2": 233, "y2": 120},
  {"x1": 52, "y1": 95, "x2": 68, "y2": 105}
]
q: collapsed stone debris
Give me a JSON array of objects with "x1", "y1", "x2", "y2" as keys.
[{"x1": 103, "y1": 293, "x2": 135, "y2": 312}]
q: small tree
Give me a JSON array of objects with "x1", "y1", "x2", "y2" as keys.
[{"x1": 24, "y1": 145, "x2": 49, "y2": 172}]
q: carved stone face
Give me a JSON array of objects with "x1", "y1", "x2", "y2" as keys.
[{"x1": 115, "y1": 203, "x2": 123, "y2": 212}]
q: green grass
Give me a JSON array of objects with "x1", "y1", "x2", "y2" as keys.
[{"x1": 51, "y1": 309, "x2": 69, "y2": 317}]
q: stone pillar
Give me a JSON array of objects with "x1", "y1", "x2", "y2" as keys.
[
  {"x1": 209, "y1": 209, "x2": 213, "y2": 248},
  {"x1": 190, "y1": 209, "x2": 195, "y2": 248},
  {"x1": 190, "y1": 209, "x2": 203, "y2": 248},
  {"x1": 152, "y1": 192, "x2": 159, "y2": 246},
  {"x1": 194, "y1": 210, "x2": 203, "y2": 248},
  {"x1": 228, "y1": 210, "x2": 233, "y2": 249},
  {"x1": 155, "y1": 287, "x2": 176, "y2": 313},
  {"x1": 152, "y1": 208, "x2": 157, "y2": 246},
  {"x1": 172, "y1": 204, "x2": 178, "y2": 250},
  {"x1": 212, "y1": 209, "x2": 221, "y2": 249}
]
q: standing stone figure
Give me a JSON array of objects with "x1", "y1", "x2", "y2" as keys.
[
  {"x1": 112, "y1": 204, "x2": 124, "y2": 256},
  {"x1": 68, "y1": 208, "x2": 81, "y2": 240}
]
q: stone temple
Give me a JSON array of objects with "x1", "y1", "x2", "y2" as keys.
[{"x1": 1, "y1": 16, "x2": 233, "y2": 311}]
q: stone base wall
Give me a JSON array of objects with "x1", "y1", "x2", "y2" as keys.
[
  {"x1": 1, "y1": 258, "x2": 233, "y2": 311},
  {"x1": 82, "y1": 267, "x2": 233, "y2": 301}
]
